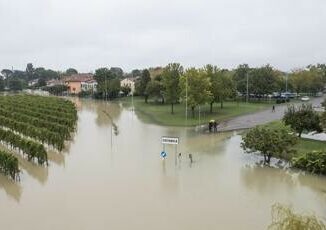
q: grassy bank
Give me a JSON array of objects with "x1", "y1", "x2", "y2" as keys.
[{"x1": 119, "y1": 96, "x2": 271, "y2": 126}]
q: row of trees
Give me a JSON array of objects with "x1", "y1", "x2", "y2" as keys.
[
  {"x1": 0, "y1": 95, "x2": 77, "y2": 130},
  {"x1": 0, "y1": 95, "x2": 77, "y2": 151},
  {"x1": 133, "y1": 63, "x2": 326, "y2": 115},
  {"x1": 135, "y1": 63, "x2": 236, "y2": 116},
  {"x1": 0, "y1": 150, "x2": 19, "y2": 180},
  {"x1": 0, "y1": 127, "x2": 47, "y2": 165},
  {"x1": 0, "y1": 95, "x2": 78, "y2": 174}
]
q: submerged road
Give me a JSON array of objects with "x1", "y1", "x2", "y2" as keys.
[{"x1": 217, "y1": 97, "x2": 325, "y2": 132}]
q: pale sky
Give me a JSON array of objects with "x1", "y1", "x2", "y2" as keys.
[{"x1": 1, "y1": 0, "x2": 326, "y2": 73}]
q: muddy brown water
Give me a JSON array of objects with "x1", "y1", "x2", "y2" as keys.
[{"x1": 0, "y1": 98, "x2": 326, "y2": 229}]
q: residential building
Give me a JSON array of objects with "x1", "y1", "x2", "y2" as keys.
[
  {"x1": 46, "y1": 79, "x2": 64, "y2": 87},
  {"x1": 64, "y1": 73, "x2": 93, "y2": 94},
  {"x1": 81, "y1": 79, "x2": 98, "y2": 93}
]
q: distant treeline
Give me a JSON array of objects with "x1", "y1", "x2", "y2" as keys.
[{"x1": 1, "y1": 63, "x2": 325, "y2": 104}]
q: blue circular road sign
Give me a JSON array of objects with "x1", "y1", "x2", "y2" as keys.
[{"x1": 160, "y1": 151, "x2": 167, "y2": 158}]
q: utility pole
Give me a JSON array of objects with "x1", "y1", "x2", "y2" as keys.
[
  {"x1": 198, "y1": 105, "x2": 201, "y2": 126},
  {"x1": 246, "y1": 72, "x2": 249, "y2": 103},
  {"x1": 185, "y1": 74, "x2": 188, "y2": 122},
  {"x1": 285, "y1": 74, "x2": 288, "y2": 92}
]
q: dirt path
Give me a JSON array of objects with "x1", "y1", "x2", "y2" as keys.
[{"x1": 217, "y1": 97, "x2": 325, "y2": 132}]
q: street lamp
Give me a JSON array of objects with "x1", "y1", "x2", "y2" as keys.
[
  {"x1": 185, "y1": 74, "x2": 188, "y2": 122},
  {"x1": 246, "y1": 72, "x2": 249, "y2": 103},
  {"x1": 285, "y1": 74, "x2": 288, "y2": 92}
]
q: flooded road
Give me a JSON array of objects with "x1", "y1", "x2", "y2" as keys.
[{"x1": 0, "y1": 98, "x2": 326, "y2": 229}]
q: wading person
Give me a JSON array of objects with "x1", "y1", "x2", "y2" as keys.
[
  {"x1": 189, "y1": 153, "x2": 193, "y2": 164},
  {"x1": 208, "y1": 121, "x2": 213, "y2": 132},
  {"x1": 213, "y1": 120, "x2": 218, "y2": 132}
]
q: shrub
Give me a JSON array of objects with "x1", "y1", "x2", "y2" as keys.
[{"x1": 292, "y1": 151, "x2": 326, "y2": 175}]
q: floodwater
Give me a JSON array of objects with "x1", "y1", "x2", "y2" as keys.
[{"x1": 0, "y1": 98, "x2": 326, "y2": 230}]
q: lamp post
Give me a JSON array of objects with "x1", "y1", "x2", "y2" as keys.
[
  {"x1": 246, "y1": 72, "x2": 249, "y2": 103},
  {"x1": 285, "y1": 74, "x2": 288, "y2": 92},
  {"x1": 185, "y1": 74, "x2": 188, "y2": 122}
]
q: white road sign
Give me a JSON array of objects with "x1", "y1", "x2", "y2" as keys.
[{"x1": 161, "y1": 136, "x2": 179, "y2": 145}]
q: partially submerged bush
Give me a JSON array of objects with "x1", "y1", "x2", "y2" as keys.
[
  {"x1": 268, "y1": 203, "x2": 326, "y2": 230},
  {"x1": 292, "y1": 151, "x2": 326, "y2": 175}
]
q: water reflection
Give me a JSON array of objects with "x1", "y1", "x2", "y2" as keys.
[
  {"x1": 17, "y1": 154, "x2": 49, "y2": 185},
  {"x1": 241, "y1": 165, "x2": 295, "y2": 194},
  {"x1": 0, "y1": 174, "x2": 22, "y2": 202},
  {"x1": 48, "y1": 150, "x2": 65, "y2": 166}
]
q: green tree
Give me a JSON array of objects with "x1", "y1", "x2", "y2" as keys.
[
  {"x1": 290, "y1": 69, "x2": 323, "y2": 95},
  {"x1": 204, "y1": 65, "x2": 219, "y2": 112},
  {"x1": 250, "y1": 65, "x2": 280, "y2": 96},
  {"x1": 216, "y1": 70, "x2": 236, "y2": 108},
  {"x1": 233, "y1": 64, "x2": 251, "y2": 95},
  {"x1": 145, "y1": 80, "x2": 164, "y2": 103},
  {"x1": 242, "y1": 124, "x2": 297, "y2": 164},
  {"x1": 180, "y1": 68, "x2": 212, "y2": 117},
  {"x1": 204, "y1": 65, "x2": 236, "y2": 112},
  {"x1": 162, "y1": 63, "x2": 183, "y2": 114},
  {"x1": 308, "y1": 63, "x2": 326, "y2": 83},
  {"x1": 26, "y1": 63, "x2": 34, "y2": 80},
  {"x1": 135, "y1": 69, "x2": 151, "y2": 98},
  {"x1": 131, "y1": 69, "x2": 142, "y2": 78},
  {"x1": 0, "y1": 78, "x2": 4, "y2": 91},
  {"x1": 37, "y1": 78, "x2": 47, "y2": 87},
  {"x1": 110, "y1": 67, "x2": 123, "y2": 78},
  {"x1": 94, "y1": 68, "x2": 117, "y2": 99},
  {"x1": 283, "y1": 104, "x2": 322, "y2": 137},
  {"x1": 1, "y1": 69, "x2": 13, "y2": 79},
  {"x1": 65, "y1": 68, "x2": 78, "y2": 75},
  {"x1": 34, "y1": 68, "x2": 59, "y2": 81},
  {"x1": 8, "y1": 79, "x2": 24, "y2": 91}
]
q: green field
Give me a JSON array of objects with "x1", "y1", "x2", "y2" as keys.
[{"x1": 119, "y1": 97, "x2": 271, "y2": 126}]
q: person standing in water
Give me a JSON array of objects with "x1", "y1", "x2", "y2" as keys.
[{"x1": 189, "y1": 154, "x2": 193, "y2": 164}]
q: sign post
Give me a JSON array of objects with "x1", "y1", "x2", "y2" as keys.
[{"x1": 161, "y1": 136, "x2": 179, "y2": 164}]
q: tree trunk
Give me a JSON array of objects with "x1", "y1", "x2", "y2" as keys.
[
  {"x1": 267, "y1": 154, "x2": 271, "y2": 164},
  {"x1": 145, "y1": 95, "x2": 148, "y2": 103},
  {"x1": 220, "y1": 100, "x2": 224, "y2": 109},
  {"x1": 171, "y1": 103, "x2": 174, "y2": 114},
  {"x1": 191, "y1": 106, "x2": 195, "y2": 118},
  {"x1": 298, "y1": 131, "x2": 302, "y2": 137},
  {"x1": 161, "y1": 97, "x2": 165, "y2": 104},
  {"x1": 210, "y1": 102, "x2": 213, "y2": 113}
]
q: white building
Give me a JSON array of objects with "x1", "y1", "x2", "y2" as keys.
[
  {"x1": 81, "y1": 79, "x2": 98, "y2": 93},
  {"x1": 120, "y1": 78, "x2": 135, "y2": 94}
]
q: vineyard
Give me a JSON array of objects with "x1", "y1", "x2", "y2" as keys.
[{"x1": 0, "y1": 94, "x2": 77, "y2": 180}]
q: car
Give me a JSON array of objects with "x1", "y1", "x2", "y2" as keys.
[{"x1": 301, "y1": 96, "x2": 310, "y2": 101}]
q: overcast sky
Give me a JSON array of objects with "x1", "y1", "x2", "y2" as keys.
[{"x1": 1, "y1": 0, "x2": 325, "y2": 73}]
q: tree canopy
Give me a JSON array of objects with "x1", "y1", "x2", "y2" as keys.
[
  {"x1": 180, "y1": 68, "x2": 212, "y2": 117},
  {"x1": 242, "y1": 124, "x2": 297, "y2": 164},
  {"x1": 162, "y1": 63, "x2": 183, "y2": 114},
  {"x1": 283, "y1": 104, "x2": 322, "y2": 137},
  {"x1": 65, "y1": 68, "x2": 78, "y2": 75},
  {"x1": 94, "y1": 67, "x2": 120, "y2": 99}
]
